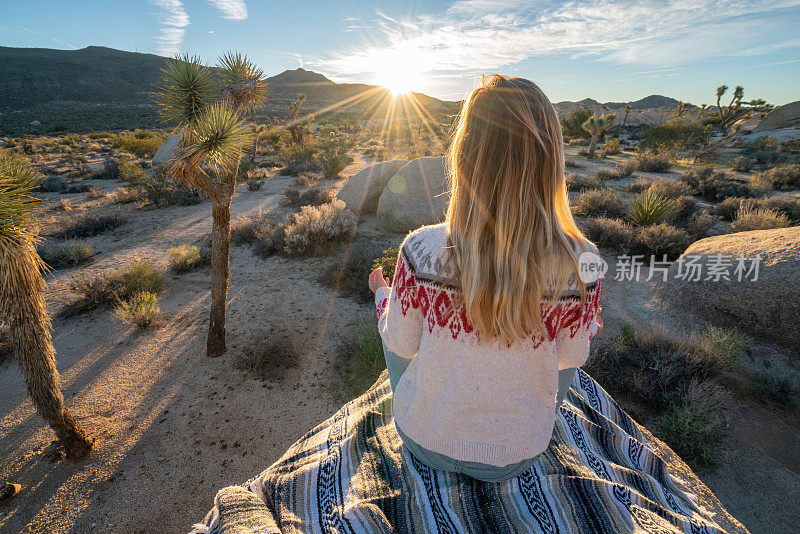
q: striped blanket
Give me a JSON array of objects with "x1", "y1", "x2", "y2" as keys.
[{"x1": 191, "y1": 369, "x2": 736, "y2": 534}]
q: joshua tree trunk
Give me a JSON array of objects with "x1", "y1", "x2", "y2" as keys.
[
  {"x1": 250, "y1": 131, "x2": 259, "y2": 162},
  {"x1": 207, "y1": 191, "x2": 233, "y2": 358},
  {"x1": 587, "y1": 132, "x2": 599, "y2": 159},
  {"x1": 5, "y1": 240, "x2": 93, "y2": 459}
]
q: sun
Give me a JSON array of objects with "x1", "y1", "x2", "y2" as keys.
[{"x1": 372, "y1": 48, "x2": 427, "y2": 97}]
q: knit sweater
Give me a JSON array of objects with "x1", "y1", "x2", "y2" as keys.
[{"x1": 375, "y1": 223, "x2": 602, "y2": 467}]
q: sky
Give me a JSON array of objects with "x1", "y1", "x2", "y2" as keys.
[{"x1": 2, "y1": 0, "x2": 799, "y2": 105}]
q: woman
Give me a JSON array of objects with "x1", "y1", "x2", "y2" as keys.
[{"x1": 192, "y1": 77, "x2": 732, "y2": 534}]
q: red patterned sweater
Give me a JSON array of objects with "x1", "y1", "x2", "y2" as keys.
[{"x1": 375, "y1": 223, "x2": 602, "y2": 466}]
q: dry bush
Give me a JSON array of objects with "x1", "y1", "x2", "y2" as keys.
[
  {"x1": 625, "y1": 177, "x2": 653, "y2": 194},
  {"x1": 599, "y1": 138, "x2": 620, "y2": 157},
  {"x1": 38, "y1": 240, "x2": 93, "y2": 270},
  {"x1": 52, "y1": 198, "x2": 73, "y2": 211},
  {"x1": 566, "y1": 173, "x2": 601, "y2": 191},
  {"x1": 648, "y1": 178, "x2": 694, "y2": 199},
  {"x1": 755, "y1": 164, "x2": 800, "y2": 190},
  {"x1": 295, "y1": 172, "x2": 320, "y2": 187},
  {"x1": 580, "y1": 217, "x2": 636, "y2": 251},
  {"x1": 169, "y1": 245, "x2": 209, "y2": 273},
  {"x1": 573, "y1": 189, "x2": 626, "y2": 218},
  {"x1": 730, "y1": 205, "x2": 790, "y2": 232},
  {"x1": 281, "y1": 185, "x2": 336, "y2": 207},
  {"x1": 321, "y1": 240, "x2": 390, "y2": 302},
  {"x1": 684, "y1": 212, "x2": 720, "y2": 240},
  {"x1": 247, "y1": 179, "x2": 264, "y2": 191},
  {"x1": 680, "y1": 167, "x2": 757, "y2": 201},
  {"x1": 115, "y1": 292, "x2": 160, "y2": 330},
  {"x1": 732, "y1": 156, "x2": 752, "y2": 172},
  {"x1": 635, "y1": 150, "x2": 672, "y2": 173},
  {"x1": 282, "y1": 200, "x2": 357, "y2": 256},
  {"x1": 637, "y1": 223, "x2": 691, "y2": 257},
  {"x1": 85, "y1": 186, "x2": 105, "y2": 199},
  {"x1": 235, "y1": 331, "x2": 300, "y2": 381},
  {"x1": 52, "y1": 212, "x2": 126, "y2": 239}
]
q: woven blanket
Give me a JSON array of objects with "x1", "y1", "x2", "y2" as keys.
[{"x1": 191, "y1": 369, "x2": 731, "y2": 534}]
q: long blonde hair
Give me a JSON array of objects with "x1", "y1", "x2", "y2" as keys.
[{"x1": 445, "y1": 74, "x2": 589, "y2": 344}]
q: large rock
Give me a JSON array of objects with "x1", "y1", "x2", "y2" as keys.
[
  {"x1": 660, "y1": 227, "x2": 800, "y2": 348},
  {"x1": 336, "y1": 159, "x2": 407, "y2": 216},
  {"x1": 152, "y1": 134, "x2": 180, "y2": 168},
  {"x1": 376, "y1": 156, "x2": 449, "y2": 232},
  {"x1": 754, "y1": 100, "x2": 800, "y2": 131}
]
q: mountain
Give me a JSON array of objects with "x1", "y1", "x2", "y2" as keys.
[
  {"x1": 0, "y1": 46, "x2": 456, "y2": 135},
  {"x1": 603, "y1": 95, "x2": 684, "y2": 109}
]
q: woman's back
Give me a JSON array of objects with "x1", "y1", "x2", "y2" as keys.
[{"x1": 376, "y1": 222, "x2": 601, "y2": 467}]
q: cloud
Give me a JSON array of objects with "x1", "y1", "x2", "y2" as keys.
[
  {"x1": 151, "y1": 0, "x2": 190, "y2": 55},
  {"x1": 312, "y1": 0, "x2": 800, "y2": 81},
  {"x1": 206, "y1": 0, "x2": 248, "y2": 20}
]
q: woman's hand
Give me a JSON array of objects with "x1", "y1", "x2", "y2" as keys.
[
  {"x1": 369, "y1": 267, "x2": 391, "y2": 294},
  {"x1": 595, "y1": 306, "x2": 603, "y2": 337}
]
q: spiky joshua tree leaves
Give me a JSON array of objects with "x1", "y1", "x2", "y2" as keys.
[
  {"x1": 157, "y1": 52, "x2": 268, "y2": 357},
  {"x1": 287, "y1": 93, "x2": 307, "y2": 145},
  {"x1": 0, "y1": 152, "x2": 93, "y2": 459},
  {"x1": 582, "y1": 113, "x2": 616, "y2": 159}
]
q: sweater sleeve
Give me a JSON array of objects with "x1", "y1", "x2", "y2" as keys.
[
  {"x1": 555, "y1": 280, "x2": 602, "y2": 370},
  {"x1": 375, "y1": 247, "x2": 424, "y2": 360}
]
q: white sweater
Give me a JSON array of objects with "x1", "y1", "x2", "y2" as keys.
[{"x1": 375, "y1": 223, "x2": 601, "y2": 467}]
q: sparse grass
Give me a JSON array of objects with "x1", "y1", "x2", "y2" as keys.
[
  {"x1": 52, "y1": 212, "x2": 126, "y2": 239},
  {"x1": 61, "y1": 259, "x2": 165, "y2": 318},
  {"x1": 657, "y1": 402, "x2": 724, "y2": 472},
  {"x1": 235, "y1": 331, "x2": 300, "y2": 381},
  {"x1": 336, "y1": 320, "x2": 386, "y2": 397},
  {"x1": 38, "y1": 240, "x2": 93, "y2": 270},
  {"x1": 635, "y1": 150, "x2": 672, "y2": 173},
  {"x1": 573, "y1": 188, "x2": 626, "y2": 218},
  {"x1": 580, "y1": 217, "x2": 636, "y2": 252},
  {"x1": 730, "y1": 205, "x2": 790, "y2": 232},
  {"x1": 697, "y1": 326, "x2": 747, "y2": 368},
  {"x1": 281, "y1": 200, "x2": 357, "y2": 256},
  {"x1": 629, "y1": 191, "x2": 675, "y2": 226},
  {"x1": 752, "y1": 369, "x2": 797, "y2": 406},
  {"x1": 115, "y1": 291, "x2": 160, "y2": 329},
  {"x1": 169, "y1": 245, "x2": 209, "y2": 273}
]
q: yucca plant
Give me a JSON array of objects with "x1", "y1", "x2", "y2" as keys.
[
  {"x1": 629, "y1": 190, "x2": 676, "y2": 226},
  {"x1": 157, "y1": 52, "x2": 268, "y2": 357},
  {"x1": 287, "y1": 93, "x2": 307, "y2": 145},
  {"x1": 582, "y1": 113, "x2": 616, "y2": 159},
  {"x1": 0, "y1": 152, "x2": 93, "y2": 459}
]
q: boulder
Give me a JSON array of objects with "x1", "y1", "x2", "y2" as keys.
[
  {"x1": 754, "y1": 100, "x2": 800, "y2": 131},
  {"x1": 152, "y1": 134, "x2": 181, "y2": 168},
  {"x1": 376, "y1": 156, "x2": 449, "y2": 232},
  {"x1": 336, "y1": 159, "x2": 407, "y2": 216},
  {"x1": 660, "y1": 227, "x2": 800, "y2": 348}
]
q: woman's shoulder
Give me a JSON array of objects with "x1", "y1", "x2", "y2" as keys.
[{"x1": 400, "y1": 223, "x2": 452, "y2": 282}]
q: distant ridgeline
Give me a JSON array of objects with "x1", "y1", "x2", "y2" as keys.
[{"x1": 0, "y1": 46, "x2": 456, "y2": 135}]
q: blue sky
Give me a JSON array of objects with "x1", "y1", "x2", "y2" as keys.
[{"x1": 2, "y1": 0, "x2": 799, "y2": 104}]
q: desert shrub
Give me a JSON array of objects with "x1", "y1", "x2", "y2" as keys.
[
  {"x1": 120, "y1": 170, "x2": 204, "y2": 206},
  {"x1": 114, "y1": 131, "x2": 164, "y2": 157},
  {"x1": 169, "y1": 245, "x2": 208, "y2": 273},
  {"x1": 295, "y1": 172, "x2": 319, "y2": 187},
  {"x1": 247, "y1": 179, "x2": 264, "y2": 191},
  {"x1": 758, "y1": 196, "x2": 800, "y2": 221},
  {"x1": 99, "y1": 158, "x2": 125, "y2": 180},
  {"x1": 755, "y1": 164, "x2": 800, "y2": 190},
  {"x1": 321, "y1": 151, "x2": 354, "y2": 179},
  {"x1": 713, "y1": 196, "x2": 748, "y2": 221},
  {"x1": 115, "y1": 291, "x2": 160, "y2": 329},
  {"x1": 560, "y1": 108, "x2": 592, "y2": 140},
  {"x1": 336, "y1": 320, "x2": 386, "y2": 397},
  {"x1": 53, "y1": 198, "x2": 73, "y2": 211},
  {"x1": 665, "y1": 195, "x2": 697, "y2": 226},
  {"x1": 282, "y1": 200, "x2": 357, "y2": 256},
  {"x1": 118, "y1": 162, "x2": 147, "y2": 184},
  {"x1": 85, "y1": 186, "x2": 105, "y2": 199},
  {"x1": 372, "y1": 246, "x2": 399, "y2": 282},
  {"x1": 39, "y1": 175, "x2": 66, "y2": 192},
  {"x1": 566, "y1": 173, "x2": 601, "y2": 191},
  {"x1": 647, "y1": 178, "x2": 694, "y2": 199},
  {"x1": 685, "y1": 212, "x2": 720, "y2": 240},
  {"x1": 680, "y1": 168, "x2": 756, "y2": 202},
  {"x1": 281, "y1": 185, "x2": 335, "y2": 207},
  {"x1": 278, "y1": 145, "x2": 320, "y2": 175},
  {"x1": 235, "y1": 331, "x2": 300, "y2": 381},
  {"x1": 697, "y1": 326, "x2": 747, "y2": 368},
  {"x1": 53, "y1": 213, "x2": 126, "y2": 239},
  {"x1": 625, "y1": 177, "x2": 653, "y2": 193},
  {"x1": 580, "y1": 217, "x2": 636, "y2": 251},
  {"x1": 599, "y1": 138, "x2": 620, "y2": 157},
  {"x1": 565, "y1": 159, "x2": 581, "y2": 169},
  {"x1": 730, "y1": 205, "x2": 790, "y2": 232},
  {"x1": 635, "y1": 150, "x2": 672, "y2": 173},
  {"x1": 732, "y1": 156, "x2": 752, "y2": 172},
  {"x1": 615, "y1": 158, "x2": 637, "y2": 177},
  {"x1": 573, "y1": 189, "x2": 626, "y2": 218},
  {"x1": 637, "y1": 223, "x2": 691, "y2": 257},
  {"x1": 752, "y1": 369, "x2": 797, "y2": 406},
  {"x1": 641, "y1": 119, "x2": 711, "y2": 152},
  {"x1": 62, "y1": 259, "x2": 165, "y2": 317},
  {"x1": 594, "y1": 168, "x2": 619, "y2": 181},
  {"x1": 740, "y1": 136, "x2": 800, "y2": 166},
  {"x1": 629, "y1": 191, "x2": 675, "y2": 226},
  {"x1": 38, "y1": 240, "x2": 93, "y2": 269},
  {"x1": 657, "y1": 402, "x2": 724, "y2": 471}
]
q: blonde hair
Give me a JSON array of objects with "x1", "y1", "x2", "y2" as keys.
[{"x1": 445, "y1": 74, "x2": 589, "y2": 344}]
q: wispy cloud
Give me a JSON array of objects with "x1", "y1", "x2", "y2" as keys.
[
  {"x1": 151, "y1": 0, "x2": 190, "y2": 55},
  {"x1": 206, "y1": 0, "x2": 248, "y2": 20},
  {"x1": 312, "y1": 0, "x2": 800, "y2": 82}
]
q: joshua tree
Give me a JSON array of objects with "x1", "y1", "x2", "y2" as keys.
[
  {"x1": 0, "y1": 152, "x2": 93, "y2": 459},
  {"x1": 287, "y1": 93, "x2": 307, "y2": 145},
  {"x1": 675, "y1": 101, "x2": 688, "y2": 118},
  {"x1": 697, "y1": 104, "x2": 707, "y2": 119},
  {"x1": 157, "y1": 53, "x2": 268, "y2": 357},
  {"x1": 581, "y1": 113, "x2": 616, "y2": 159},
  {"x1": 715, "y1": 85, "x2": 744, "y2": 129},
  {"x1": 622, "y1": 104, "x2": 632, "y2": 127}
]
